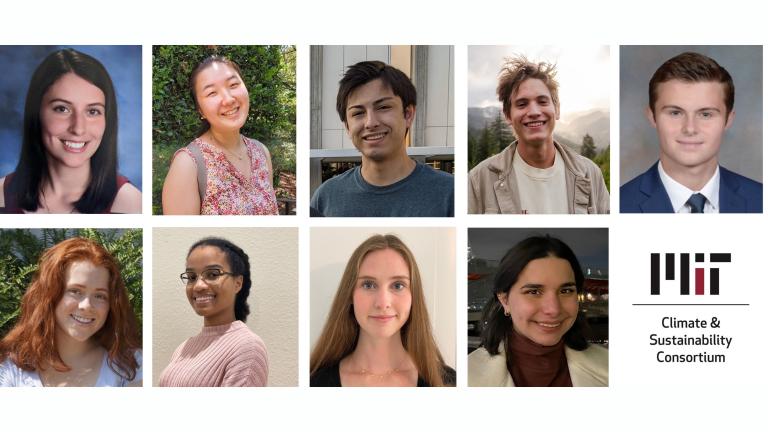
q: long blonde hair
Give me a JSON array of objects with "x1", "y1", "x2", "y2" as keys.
[{"x1": 310, "y1": 234, "x2": 449, "y2": 386}]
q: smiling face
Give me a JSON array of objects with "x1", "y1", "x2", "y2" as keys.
[
  {"x1": 194, "y1": 62, "x2": 250, "y2": 134},
  {"x1": 185, "y1": 245, "x2": 242, "y2": 327},
  {"x1": 54, "y1": 260, "x2": 111, "y2": 344},
  {"x1": 498, "y1": 256, "x2": 578, "y2": 347},
  {"x1": 40, "y1": 73, "x2": 106, "y2": 169},
  {"x1": 344, "y1": 78, "x2": 414, "y2": 163},
  {"x1": 506, "y1": 78, "x2": 559, "y2": 149},
  {"x1": 352, "y1": 248, "x2": 413, "y2": 341},
  {"x1": 648, "y1": 79, "x2": 734, "y2": 176}
]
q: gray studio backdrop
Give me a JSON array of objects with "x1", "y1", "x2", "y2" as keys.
[{"x1": 619, "y1": 45, "x2": 762, "y2": 185}]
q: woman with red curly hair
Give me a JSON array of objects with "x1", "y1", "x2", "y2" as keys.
[{"x1": 0, "y1": 237, "x2": 142, "y2": 386}]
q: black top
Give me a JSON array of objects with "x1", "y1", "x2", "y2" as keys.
[{"x1": 310, "y1": 362, "x2": 456, "y2": 387}]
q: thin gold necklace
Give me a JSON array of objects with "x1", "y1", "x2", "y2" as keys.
[
  {"x1": 210, "y1": 134, "x2": 247, "y2": 161},
  {"x1": 356, "y1": 356, "x2": 410, "y2": 380}
]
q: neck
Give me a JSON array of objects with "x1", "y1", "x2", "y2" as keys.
[
  {"x1": 206, "y1": 129, "x2": 241, "y2": 151},
  {"x1": 204, "y1": 311, "x2": 236, "y2": 327},
  {"x1": 44, "y1": 160, "x2": 91, "y2": 203},
  {"x1": 55, "y1": 327, "x2": 100, "y2": 366},
  {"x1": 350, "y1": 333, "x2": 410, "y2": 373},
  {"x1": 360, "y1": 154, "x2": 416, "y2": 187},
  {"x1": 660, "y1": 157, "x2": 717, "y2": 191},
  {"x1": 516, "y1": 139, "x2": 556, "y2": 169}
]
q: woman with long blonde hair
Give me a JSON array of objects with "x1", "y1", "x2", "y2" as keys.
[{"x1": 310, "y1": 234, "x2": 454, "y2": 387}]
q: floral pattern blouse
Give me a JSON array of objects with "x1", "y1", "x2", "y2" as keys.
[{"x1": 174, "y1": 136, "x2": 279, "y2": 215}]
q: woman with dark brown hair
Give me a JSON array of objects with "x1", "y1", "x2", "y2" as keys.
[
  {"x1": 310, "y1": 234, "x2": 454, "y2": 387},
  {"x1": 0, "y1": 237, "x2": 141, "y2": 386}
]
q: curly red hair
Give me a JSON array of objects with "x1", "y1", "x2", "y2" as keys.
[{"x1": 0, "y1": 237, "x2": 141, "y2": 380}]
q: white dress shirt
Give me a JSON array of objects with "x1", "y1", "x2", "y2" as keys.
[{"x1": 658, "y1": 163, "x2": 720, "y2": 213}]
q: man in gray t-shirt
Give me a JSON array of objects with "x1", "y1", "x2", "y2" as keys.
[{"x1": 310, "y1": 61, "x2": 454, "y2": 217}]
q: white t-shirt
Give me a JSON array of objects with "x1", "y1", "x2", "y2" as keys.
[
  {"x1": 513, "y1": 148, "x2": 569, "y2": 214},
  {"x1": 0, "y1": 350, "x2": 142, "y2": 387}
]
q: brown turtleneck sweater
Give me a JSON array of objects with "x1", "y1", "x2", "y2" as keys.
[{"x1": 506, "y1": 330, "x2": 572, "y2": 387}]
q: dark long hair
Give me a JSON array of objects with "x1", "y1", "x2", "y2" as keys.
[
  {"x1": 480, "y1": 235, "x2": 589, "y2": 355},
  {"x1": 11, "y1": 48, "x2": 118, "y2": 213},
  {"x1": 187, "y1": 237, "x2": 252, "y2": 322}
]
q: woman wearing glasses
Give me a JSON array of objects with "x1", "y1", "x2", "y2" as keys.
[{"x1": 158, "y1": 237, "x2": 268, "y2": 386}]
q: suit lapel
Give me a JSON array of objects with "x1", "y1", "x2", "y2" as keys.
[
  {"x1": 639, "y1": 163, "x2": 675, "y2": 213},
  {"x1": 719, "y1": 169, "x2": 746, "y2": 212}
]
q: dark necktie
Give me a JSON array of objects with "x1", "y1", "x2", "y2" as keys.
[{"x1": 686, "y1": 193, "x2": 707, "y2": 213}]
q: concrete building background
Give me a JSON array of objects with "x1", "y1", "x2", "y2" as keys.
[
  {"x1": 310, "y1": 227, "x2": 456, "y2": 370},
  {"x1": 152, "y1": 227, "x2": 298, "y2": 386}
]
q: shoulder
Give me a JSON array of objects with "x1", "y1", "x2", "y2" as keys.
[
  {"x1": 721, "y1": 166, "x2": 762, "y2": 193},
  {"x1": 0, "y1": 357, "x2": 40, "y2": 387},
  {"x1": 110, "y1": 180, "x2": 142, "y2": 214},
  {"x1": 228, "y1": 325, "x2": 268, "y2": 362},
  {"x1": 441, "y1": 364, "x2": 456, "y2": 386},
  {"x1": 314, "y1": 168, "x2": 357, "y2": 196},
  {"x1": 0, "y1": 175, "x2": 5, "y2": 207},
  {"x1": 469, "y1": 150, "x2": 508, "y2": 184},
  {"x1": 566, "y1": 344, "x2": 609, "y2": 386},
  {"x1": 310, "y1": 363, "x2": 341, "y2": 387},
  {"x1": 468, "y1": 346, "x2": 511, "y2": 387},
  {"x1": 245, "y1": 137, "x2": 270, "y2": 157},
  {"x1": 416, "y1": 163, "x2": 453, "y2": 184}
]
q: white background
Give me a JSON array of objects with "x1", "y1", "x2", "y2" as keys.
[{"x1": 1, "y1": 0, "x2": 766, "y2": 430}]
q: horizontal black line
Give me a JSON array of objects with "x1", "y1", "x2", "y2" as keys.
[{"x1": 632, "y1": 303, "x2": 749, "y2": 306}]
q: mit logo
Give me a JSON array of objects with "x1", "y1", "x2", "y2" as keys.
[{"x1": 650, "y1": 253, "x2": 731, "y2": 295}]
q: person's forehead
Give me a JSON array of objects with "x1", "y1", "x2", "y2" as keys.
[
  {"x1": 654, "y1": 79, "x2": 727, "y2": 108},
  {"x1": 512, "y1": 78, "x2": 553, "y2": 101},
  {"x1": 187, "y1": 246, "x2": 229, "y2": 266},
  {"x1": 347, "y1": 78, "x2": 399, "y2": 106},
  {"x1": 196, "y1": 62, "x2": 239, "y2": 87}
]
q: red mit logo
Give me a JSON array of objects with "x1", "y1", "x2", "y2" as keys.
[{"x1": 650, "y1": 253, "x2": 731, "y2": 295}]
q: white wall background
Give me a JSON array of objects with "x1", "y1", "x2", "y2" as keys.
[
  {"x1": 152, "y1": 227, "x2": 298, "y2": 386},
  {"x1": 310, "y1": 227, "x2": 456, "y2": 369}
]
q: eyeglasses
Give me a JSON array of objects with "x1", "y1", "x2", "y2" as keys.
[{"x1": 180, "y1": 269, "x2": 235, "y2": 285}]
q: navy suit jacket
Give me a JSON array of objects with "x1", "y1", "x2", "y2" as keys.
[{"x1": 620, "y1": 162, "x2": 762, "y2": 213}]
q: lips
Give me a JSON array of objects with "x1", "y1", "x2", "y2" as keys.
[
  {"x1": 362, "y1": 131, "x2": 387, "y2": 142},
  {"x1": 370, "y1": 315, "x2": 396, "y2": 323},
  {"x1": 524, "y1": 120, "x2": 546, "y2": 128},
  {"x1": 71, "y1": 314, "x2": 95, "y2": 325},
  {"x1": 221, "y1": 106, "x2": 240, "y2": 117},
  {"x1": 193, "y1": 294, "x2": 216, "y2": 305},
  {"x1": 61, "y1": 139, "x2": 88, "y2": 153}
]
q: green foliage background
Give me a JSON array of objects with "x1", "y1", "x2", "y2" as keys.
[
  {"x1": 152, "y1": 45, "x2": 296, "y2": 214},
  {"x1": 0, "y1": 229, "x2": 143, "y2": 338}
]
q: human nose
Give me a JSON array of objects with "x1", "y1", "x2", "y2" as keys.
[
  {"x1": 527, "y1": 102, "x2": 542, "y2": 117},
  {"x1": 221, "y1": 89, "x2": 235, "y2": 105},
  {"x1": 682, "y1": 114, "x2": 697, "y2": 135},
  {"x1": 78, "y1": 295, "x2": 93, "y2": 311},
  {"x1": 364, "y1": 110, "x2": 380, "y2": 129},
  {"x1": 68, "y1": 111, "x2": 86, "y2": 136},
  {"x1": 373, "y1": 288, "x2": 391, "y2": 310},
  {"x1": 540, "y1": 292, "x2": 562, "y2": 316}
]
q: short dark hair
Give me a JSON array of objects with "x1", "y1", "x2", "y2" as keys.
[
  {"x1": 12, "y1": 48, "x2": 119, "y2": 213},
  {"x1": 480, "y1": 235, "x2": 590, "y2": 356},
  {"x1": 187, "y1": 237, "x2": 252, "y2": 322},
  {"x1": 335, "y1": 60, "x2": 416, "y2": 124},
  {"x1": 497, "y1": 56, "x2": 560, "y2": 119},
  {"x1": 189, "y1": 55, "x2": 245, "y2": 135},
  {"x1": 649, "y1": 52, "x2": 735, "y2": 115}
]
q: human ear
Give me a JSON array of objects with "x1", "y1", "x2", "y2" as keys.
[
  {"x1": 234, "y1": 275, "x2": 243, "y2": 293},
  {"x1": 724, "y1": 110, "x2": 735, "y2": 131},
  {"x1": 404, "y1": 104, "x2": 415, "y2": 128},
  {"x1": 645, "y1": 106, "x2": 657, "y2": 128}
]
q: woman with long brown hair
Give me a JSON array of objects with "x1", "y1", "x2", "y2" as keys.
[
  {"x1": 310, "y1": 234, "x2": 454, "y2": 387},
  {"x1": 0, "y1": 237, "x2": 141, "y2": 386}
]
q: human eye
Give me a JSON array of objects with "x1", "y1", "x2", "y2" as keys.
[
  {"x1": 560, "y1": 286, "x2": 577, "y2": 295},
  {"x1": 182, "y1": 272, "x2": 198, "y2": 283},
  {"x1": 392, "y1": 281, "x2": 408, "y2": 291},
  {"x1": 87, "y1": 107, "x2": 103, "y2": 116},
  {"x1": 52, "y1": 104, "x2": 70, "y2": 114},
  {"x1": 699, "y1": 111, "x2": 714, "y2": 119},
  {"x1": 66, "y1": 287, "x2": 83, "y2": 298},
  {"x1": 203, "y1": 269, "x2": 224, "y2": 282},
  {"x1": 360, "y1": 279, "x2": 376, "y2": 290},
  {"x1": 95, "y1": 292, "x2": 110, "y2": 301},
  {"x1": 522, "y1": 288, "x2": 541, "y2": 296},
  {"x1": 230, "y1": 82, "x2": 240, "y2": 89},
  {"x1": 350, "y1": 110, "x2": 364, "y2": 118}
]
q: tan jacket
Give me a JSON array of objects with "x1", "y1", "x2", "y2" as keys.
[
  {"x1": 468, "y1": 343, "x2": 609, "y2": 387},
  {"x1": 468, "y1": 141, "x2": 609, "y2": 214}
]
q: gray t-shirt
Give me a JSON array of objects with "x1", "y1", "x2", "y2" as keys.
[{"x1": 310, "y1": 163, "x2": 454, "y2": 217}]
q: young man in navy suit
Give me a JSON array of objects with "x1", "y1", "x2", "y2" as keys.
[{"x1": 620, "y1": 52, "x2": 762, "y2": 213}]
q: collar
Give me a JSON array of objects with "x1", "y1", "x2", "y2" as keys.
[{"x1": 658, "y1": 163, "x2": 720, "y2": 213}]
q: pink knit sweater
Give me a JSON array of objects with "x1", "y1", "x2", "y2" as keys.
[{"x1": 159, "y1": 321, "x2": 268, "y2": 387}]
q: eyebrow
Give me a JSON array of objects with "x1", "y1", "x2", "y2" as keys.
[
  {"x1": 357, "y1": 275, "x2": 410, "y2": 280},
  {"x1": 185, "y1": 264, "x2": 225, "y2": 271},
  {"x1": 201, "y1": 75, "x2": 239, "y2": 91},
  {"x1": 347, "y1": 96, "x2": 395, "y2": 112},
  {"x1": 660, "y1": 104, "x2": 722, "y2": 113},
  {"x1": 520, "y1": 282, "x2": 576, "y2": 289},
  {"x1": 48, "y1": 98, "x2": 105, "y2": 108},
  {"x1": 66, "y1": 284, "x2": 109, "y2": 292}
]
